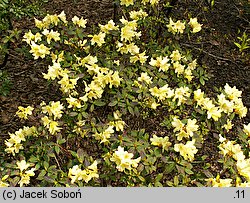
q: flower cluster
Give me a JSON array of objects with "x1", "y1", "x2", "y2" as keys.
[
  {"x1": 174, "y1": 139, "x2": 198, "y2": 162},
  {"x1": 150, "y1": 134, "x2": 172, "y2": 152},
  {"x1": 243, "y1": 123, "x2": 250, "y2": 137},
  {"x1": 194, "y1": 83, "x2": 247, "y2": 121},
  {"x1": 16, "y1": 106, "x2": 34, "y2": 120},
  {"x1": 167, "y1": 17, "x2": 202, "y2": 34},
  {"x1": 120, "y1": 0, "x2": 134, "y2": 7},
  {"x1": 219, "y1": 135, "x2": 250, "y2": 182},
  {"x1": 5, "y1": 126, "x2": 37, "y2": 156},
  {"x1": 110, "y1": 146, "x2": 141, "y2": 172},
  {"x1": 16, "y1": 160, "x2": 36, "y2": 187},
  {"x1": 206, "y1": 175, "x2": 232, "y2": 187},
  {"x1": 68, "y1": 161, "x2": 99, "y2": 184},
  {"x1": 0, "y1": 175, "x2": 9, "y2": 187},
  {"x1": 34, "y1": 11, "x2": 67, "y2": 29},
  {"x1": 172, "y1": 117, "x2": 199, "y2": 141},
  {"x1": 129, "y1": 9, "x2": 148, "y2": 20},
  {"x1": 41, "y1": 101, "x2": 64, "y2": 135},
  {"x1": 109, "y1": 111, "x2": 126, "y2": 132},
  {"x1": 93, "y1": 126, "x2": 115, "y2": 144}
]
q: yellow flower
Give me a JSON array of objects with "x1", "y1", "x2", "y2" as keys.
[
  {"x1": 18, "y1": 174, "x2": 31, "y2": 187},
  {"x1": 150, "y1": 0, "x2": 160, "y2": 5},
  {"x1": 58, "y1": 11, "x2": 67, "y2": 24},
  {"x1": 0, "y1": 175, "x2": 9, "y2": 187},
  {"x1": 167, "y1": 18, "x2": 185, "y2": 34},
  {"x1": 110, "y1": 71, "x2": 122, "y2": 87},
  {"x1": 93, "y1": 126, "x2": 114, "y2": 144},
  {"x1": 72, "y1": 16, "x2": 87, "y2": 28},
  {"x1": 29, "y1": 42, "x2": 50, "y2": 59},
  {"x1": 90, "y1": 32, "x2": 106, "y2": 47},
  {"x1": 129, "y1": 9, "x2": 148, "y2": 20},
  {"x1": 218, "y1": 137, "x2": 245, "y2": 161},
  {"x1": 149, "y1": 56, "x2": 170, "y2": 72},
  {"x1": 138, "y1": 72, "x2": 152, "y2": 84},
  {"x1": 42, "y1": 101, "x2": 64, "y2": 120},
  {"x1": 236, "y1": 176, "x2": 250, "y2": 187},
  {"x1": 217, "y1": 93, "x2": 234, "y2": 114},
  {"x1": 43, "y1": 62, "x2": 63, "y2": 80},
  {"x1": 174, "y1": 139, "x2": 198, "y2": 162},
  {"x1": 186, "y1": 119, "x2": 199, "y2": 137},
  {"x1": 68, "y1": 161, "x2": 99, "y2": 184},
  {"x1": 120, "y1": 0, "x2": 134, "y2": 7},
  {"x1": 99, "y1": 20, "x2": 119, "y2": 33},
  {"x1": 16, "y1": 106, "x2": 34, "y2": 120},
  {"x1": 172, "y1": 117, "x2": 184, "y2": 132},
  {"x1": 184, "y1": 68, "x2": 194, "y2": 81},
  {"x1": 206, "y1": 176, "x2": 232, "y2": 187},
  {"x1": 234, "y1": 98, "x2": 247, "y2": 118},
  {"x1": 237, "y1": 159, "x2": 250, "y2": 181},
  {"x1": 243, "y1": 123, "x2": 250, "y2": 137},
  {"x1": 5, "y1": 126, "x2": 37, "y2": 156},
  {"x1": 150, "y1": 134, "x2": 172, "y2": 152},
  {"x1": 173, "y1": 86, "x2": 191, "y2": 106},
  {"x1": 66, "y1": 96, "x2": 82, "y2": 108},
  {"x1": 23, "y1": 30, "x2": 35, "y2": 44},
  {"x1": 150, "y1": 101, "x2": 160, "y2": 109},
  {"x1": 68, "y1": 165, "x2": 82, "y2": 184},
  {"x1": 207, "y1": 106, "x2": 222, "y2": 121},
  {"x1": 170, "y1": 50, "x2": 182, "y2": 61},
  {"x1": 188, "y1": 18, "x2": 202, "y2": 33},
  {"x1": 188, "y1": 59, "x2": 197, "y2": 70},
  {"x1": 34, "y1": 18, "x2": 45, "y2": 29},
  {"x1": 110, "y1": 120, "x2": 125, "y2": 132},
  {"x1": 175, "y1": 20, "x2": 185, "y2": 33},
  {"x1": 173, "y1": 61, "x2": 185, "y2": 75},
  {"x1": 49, "y1": 121, "x2": 61, "y2": 135},
  {"x1": 193, "y1": 89, "x2": 205, "y2": 106},
  {"x1": 110, "y1": 146, "x2": 141, "y2": 172},
  {"x1": 224, "y1": 83, "x2": 242, "y2": 101},
  {"x1": 41, "y1": 116, "x2": 51, "y2": 128},
  {"x1": 42, "y1": 29, "x2": 60, "y2": 44},
  {"x1": 17, "y1": 160, "x2": 30, "y2": 172},
  {"x1": 130, "y1": 51, "x2": 148, "y2": 64},
  {"x1": 223, "y1": 119, "x2": 234, "y2": 132},
  {"x1": 120, "y1": 22, "x2": 141, "y2": 42}
]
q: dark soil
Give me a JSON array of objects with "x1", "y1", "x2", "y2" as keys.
[{"x1": 0, "y1": 0, "x2": 250, "y2": 178}]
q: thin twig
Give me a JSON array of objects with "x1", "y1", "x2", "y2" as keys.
[
  {"x1": 54, "y1": 154, "x2": 62, "y2": 171},
  {"x1": 180, "y1": 42, "x2": 240, "y2": 67}
]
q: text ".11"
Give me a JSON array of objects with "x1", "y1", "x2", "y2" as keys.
[{"x1": 234, "y1": 190, "x2": 245, "y2": 199}]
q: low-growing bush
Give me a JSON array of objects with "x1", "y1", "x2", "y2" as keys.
[
  {"x1": 0, "y1": 0, "x2": 250, "y2": 187},
  {"x1": 0, "y1": 0, "x2": 47, "y2": 68}
]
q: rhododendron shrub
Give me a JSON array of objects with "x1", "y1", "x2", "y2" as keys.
[{"x1": 0, "y1": 0, "x2": 249, "y2": 187}]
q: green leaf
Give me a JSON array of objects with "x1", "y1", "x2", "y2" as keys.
[
  {"x1": 173, "y1": 176, "x2": 179, "y2": 186},
  {"x1": 43, "y1": 161, "x2": 49, "y2": 171},
  {"x1": 94, "y1": 100, "x2": 106, "y2": 106},
  {"x1": 166, "y1": 181, "x2": 174, "y2": 186},
  {"x1": 90, "y1": 104, "x2": 95, "y2": 112},
  {"x1": 57, "y1": 138, "x2": 66, "y2": 145},
  {"x1": 138, "y1": 175, "x2": 145, "y2": 182},
  {"x1": 164, "y1": 162, "x2": 175, "y2": 174},
  {"x1": 55, "y1": 145, "x2": 60, "y2": 155},
  {"x1": 199, "y1": 77, "x2": 205, "y2": 86},
  {"x1": 37, "y1": 170, "x2": 46, "y2": 180},
  {"x1": 155, "y1": 173, "x2": 163, "y2": 182},
  {"x1": 128, "y1": 106, "x2": 134, "y2": 115},
  {"x1": 108, "y1": 100, "x2": 118, "y2": 106},
  {"x1": 184, "y1": 168, "x2": 194, "y2": 175},
  {"x1": 29, "y1": 155, "x2": 39, "y2": 163},
  {"x1": 77, "y1": 148, "x2": 85, "y2": 163}
]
